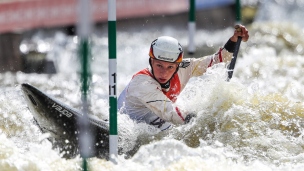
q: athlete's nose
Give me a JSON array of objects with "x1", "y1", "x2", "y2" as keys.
[{"x1": 159, "y1": 68, "x2": 169, "y2": 77}]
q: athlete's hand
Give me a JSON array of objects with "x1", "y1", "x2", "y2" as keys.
[{"x1": 230, "y1": 24, "x2": 249, "y2": 42}]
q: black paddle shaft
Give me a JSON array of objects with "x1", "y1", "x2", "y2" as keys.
[{"x1": 227, "y1": 36, "x2": 242, "y2": 81}]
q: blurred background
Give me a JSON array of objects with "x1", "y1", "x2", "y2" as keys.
[
  {"x1": 0, "y1": 0, "x2": 256, "y2": 74},
  {"x1": 2, "y1": 0, "x2": 304, "y2": 171}
]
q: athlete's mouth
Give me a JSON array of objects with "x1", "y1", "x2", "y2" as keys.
[{"x1": 158, "y1": 78, "x2": 167, "y2": 83}]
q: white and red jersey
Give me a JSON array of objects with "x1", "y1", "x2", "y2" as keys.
[{"x1": 118, "y1": 48, "x2": 233, "y2": 130}]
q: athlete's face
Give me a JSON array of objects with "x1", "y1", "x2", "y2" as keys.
[{"x1": 151, "y1": 59, "x2": 179, "y2": 84}]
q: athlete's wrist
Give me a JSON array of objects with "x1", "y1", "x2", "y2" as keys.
[{"x1": 224, "y1": 39, "x2": 237, "y2": 53}]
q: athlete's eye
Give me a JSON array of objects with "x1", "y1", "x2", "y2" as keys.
[{"x1": 157, "y1": 64, "x2": 163, "y2": 68}]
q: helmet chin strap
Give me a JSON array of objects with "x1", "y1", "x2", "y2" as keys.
[{"x1": 149, "y1": 58, "x2": 179, "y2": 89}]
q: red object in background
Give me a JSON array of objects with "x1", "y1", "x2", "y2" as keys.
[{"x1": 0, "y1": 0, "x2": 187, "y2": 34}]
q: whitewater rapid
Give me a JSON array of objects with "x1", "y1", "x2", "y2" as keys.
[{"x1": 1, "y1": 1, "x2": 304, "y2": 170}]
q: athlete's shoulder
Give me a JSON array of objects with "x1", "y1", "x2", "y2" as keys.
[
  {"x1": 129, "y1": 72, "x2": 159, "y2": 89},
  {"x1": 132, "y1": 68, "x2": 153, "y2": 78}
]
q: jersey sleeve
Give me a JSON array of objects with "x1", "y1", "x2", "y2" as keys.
[
  {"x1": 126, "y1": 74, "x2": 186, "y2": 125},
  {"x1": 190, "y1": 48, "x2": 233, "y2": 77},
  {"x1": 177, "y1": 48, "x2": 233, "y2": 90}
]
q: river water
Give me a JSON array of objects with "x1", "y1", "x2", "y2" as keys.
[{"x1": 1, "y1": 1, "x2": 304, "y2": 170}]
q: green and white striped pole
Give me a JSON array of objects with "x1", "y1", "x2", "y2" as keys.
[
  {"x1": 188, "y1": 0, "x2": 196, "y2": 54},
  {"x1": 108, "y1": 0, "x2": 118, "y2": 163},
  {"x1": 77, "y1": 0, "x2": 93, "y2": 170},
  {"x1": 235, "y1": 0, "x2": 241, "y2": 24}
]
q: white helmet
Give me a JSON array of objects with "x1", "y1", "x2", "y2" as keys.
[{"x1": 149, "y1": 36, "x2": 183, "y2": 63}]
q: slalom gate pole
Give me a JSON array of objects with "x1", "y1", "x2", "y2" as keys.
[
  {"x1": 108, "y1": 0, "x2": 118, "y2": 163},
  {"x1": 188, "y1": 0, "x2": 196, "y2": 54},
  {"x1": 235, "y1": 0, "x2": 241, "y2": 24},
  {"x1": 226, "y1": 0, "x2": 242, "y2": 81},
  {"x1": 77, "y1": 0, "x2": 94, "y2": 170}
]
